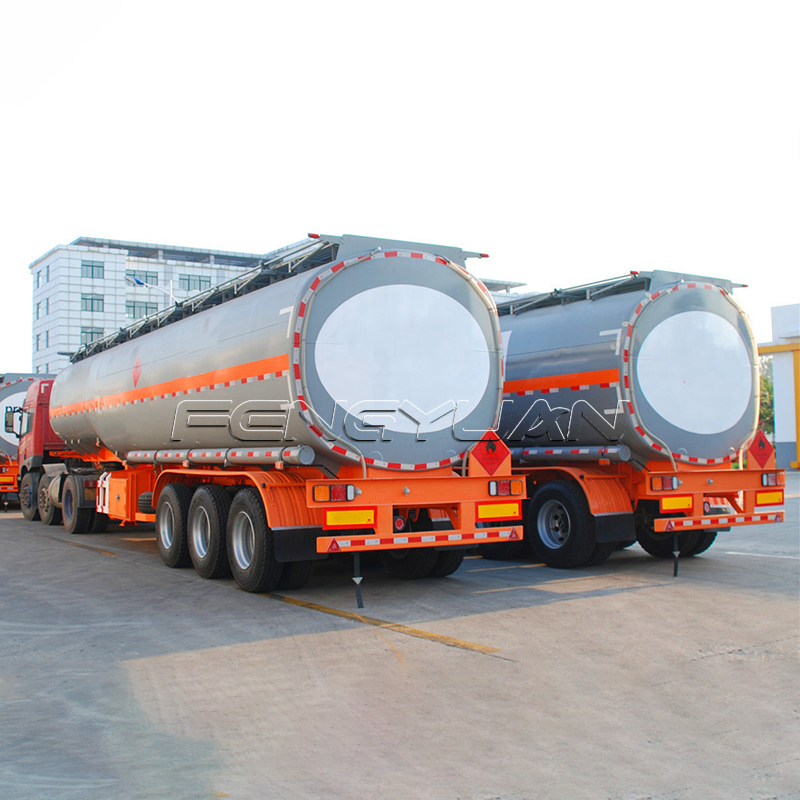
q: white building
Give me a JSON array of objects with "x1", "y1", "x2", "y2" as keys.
[
  {"x1": 760, "y1": 303, "x2": 800, "y2": 469},
  {"x1": 29, "y1": 237, "x2": 265, "y2": 373}
]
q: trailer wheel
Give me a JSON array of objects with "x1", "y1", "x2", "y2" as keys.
[
  {"x1": 156, "y1": 483, "x2": 193, "y2": 568},
  {"x1": 636, "y1": 528, "x2": 700, "y2": 559},
  {"x1": 187, "y1": 485, "x2": 231, "y2": 579},
  {"x1": 19, "y1": 473, "x2": 40, "y2": 521},
  {"x1": 585, "y1": 541, "x2": 615, "y2": 567},
  {"x1": 62, "y1": 475, "x2": 94, "y2": 535},
  {"x1": 37, "y1": 475, "x2": 62, "y2": 526},
  {"x1": 227, "y1": 488, "x2": 283, "y2": 593},
  {"x1": 428, "y1": 549, "x2": 466, "y2": 578},
  {"x1": 380, "y1": 547, "x2": 438, "y2": 579},
  {"x1": 683, "y1": 530, "x2": 718, "y2": 557},
  {"x1": 276, "y1": 560, "x2": 314, "y2": 590},
  {"x1": 526, "y1": 481, "x2": 596, "y2": 568}
]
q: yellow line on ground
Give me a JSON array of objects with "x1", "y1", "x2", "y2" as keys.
[{"x1": 269, "y1": 593, "x2": 500, "y2": 654}]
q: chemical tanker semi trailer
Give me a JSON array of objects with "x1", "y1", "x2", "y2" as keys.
[
  {"x1": 493, "y1": 270, "x2": 784, "y2": 568},
  {"x1": 10, "y1": 234, "x2": 525, "y2": 591}
]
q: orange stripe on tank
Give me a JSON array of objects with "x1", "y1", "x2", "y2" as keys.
[
  {"x1": 50, "y1": 353, "x2": 291, "y2": 417},
  {"x1": 504, "y1": 368, "x2": 619, "y2": 395}
]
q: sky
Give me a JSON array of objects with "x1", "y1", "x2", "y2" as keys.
[{"x1": 1, "y1": 1, "x2": 798, "y2": 374}]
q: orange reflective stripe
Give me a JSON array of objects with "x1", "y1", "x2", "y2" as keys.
[
  {"x1": 51, "y1": 353, "x2": 291, "y2": 417},
  {"x1": 504, "y1": 368, "x2": 619, "y2": 394}
]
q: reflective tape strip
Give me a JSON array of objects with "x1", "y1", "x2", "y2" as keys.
[{"x1": 317, "y1": 526, "x2": 521, "y2": 553}]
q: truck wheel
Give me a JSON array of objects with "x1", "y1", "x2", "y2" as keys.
[
  {"x1": 19, "y1": 473, "x2": 40, "y2": 521},
  {"x1": 38, "y1": 475, "x2": 62, "y2": 526},
  {"x1": 477, "y1": 541, "x2": 525, "y2": 560},
  {"x1": 62, "y1": 475, "x2": 94, "y2": 535},
  {"x1": 227, "y1": 488, "x2": 283, "y2": 593},
  {"x1": 380, "y1": 547, "x2": 438, "y2": 579},
  {"x1": 526, "y1": 481, "x2": 596, "y2": 568},
  {"x1": 636, "y1": 527, "x2": 700, "y2": 559},
  {"x1": 187, "y1": 485, "x2": 231, "y2": 579},
  {"x1": 276, "y1": 560, "x2": 314, "y2": 590},
  {"x1": 683, "y1": 530, "x2": 718, "y2": 557},
  {"x1": 585, "y1": 541, "x2": 615, "y2": 567},
  {"x1": 155, "y1": 483, "x2": 193, "y2": 568},
  {"x1": 428, "y1": 549, "x2": 466, "y2": 578}
]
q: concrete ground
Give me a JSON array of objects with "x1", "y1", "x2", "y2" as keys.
[{"x1": 0, "y1": 472, "x2": 797, "y2": 800}]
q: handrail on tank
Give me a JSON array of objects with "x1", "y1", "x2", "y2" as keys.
[{"x1": 71, "y1": 236, "x2": 339, "y2": 363}]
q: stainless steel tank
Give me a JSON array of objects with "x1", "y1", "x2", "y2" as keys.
[
  {"x1": 498, "y1": 271, "x2": 759, "y2": 466},
  {"x1": 50, "y1": 237, "x2": 503, "y2": 471}
]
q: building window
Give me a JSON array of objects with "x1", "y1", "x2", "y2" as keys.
[
  {"x1": 81, "y1": 260, "x2": 105, "y2": 279},
  {"x1": 179, "y1": 274, "x2": 211, "y2": 292},
  {"x1": 46, "y1": 297, "x2": 49, "y2": 315},
  {"x1": 36, "y1": 301, "x2": 41, "y2": 320},
  {"x1": 35, "y1": 334, "x2": 40, "y2": 352},
  {"x1": 46, "y1": 265, "x2": 50, "y2": 282},
  {"x1": 126, "y1": 301, "x2": 158, "y2": 319},
  {"x1": 81, "y1": 294, "x2": 104, "y2": 312},
  {"x1": 36, "y1": 271, "x2": 41, "y2": 289},
  {"x1": 44, "y1": 331, "x2": 49, "y2": 349},
  {"x1": 81, "y1": 328, "x2": 104, "y2": 345},
  {"x1": 126, "y1": 269, "x2": 158, "y2": 286}
]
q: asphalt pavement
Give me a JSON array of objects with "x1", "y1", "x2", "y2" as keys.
[{"x1": 0, "y1": 472, "x2": 798, "y2": 800}]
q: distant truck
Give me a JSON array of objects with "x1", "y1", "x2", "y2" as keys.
[
  {"x1": 7, "y1": 234, "x2": 524, "y2": 590},
  {"x1": 492, "y1": 270, "x2": 784, "y2": 567},
  {"x1": 1, "y1": 374, "x2": 52, "y2": 507}
]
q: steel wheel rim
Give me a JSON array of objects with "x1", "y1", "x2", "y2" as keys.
[
  {"x1": 191, "y1": 507, "x2": 211, "y2": 559},
  {"x1": 64, "y1": 486, "x2": 73, "y2": 521},
  {"x1": 158, "y1": 503, "x2": 175, "y2": 549},
  {"x1": 537, "y1": 499, "x2": 571, "y2": 549},
  {"x1": 231, "y1": 511, "x2": 255, "y2": 570}
]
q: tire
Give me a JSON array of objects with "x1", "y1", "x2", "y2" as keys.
[
  {"x1": 477, "y1": 541, "x2": 525, "y2": 561},
  {"x1": 380, "y1": 547, "x2": 438, "y2": 579},
  {"x1": 38, "y1": 475, "x2": 62, "y2": 526},
  {"x1": 585, "y1": 542, "x2": 615, "y2": 567},
  {"x1": 187, "y1": 485, "x2": 231, "y2": 579},
  {"x1": 525, "y1": 481, "x2": 596, "y2": 568},
  {"x1": 155, "y1": 483, "x2": 194, "y2": 568},
  {"x1": 19, "y1": 472, "x2": 40, "y2": 521},
  {"x1": 428, "y1": 549, "x2": 466, "y2": 578},
  {"x1": 276, "y1": 560, "x2": 314, "y2": 590},
  {"x1": 227, "y1": 488, "x2": 283, "y2": 592},
  {"x1": 138, "y1": 492, "x2": 155, "y2": 514},
  {"x1": 636, "y1": 526, "x2": 700, "y2": 559},
  {"x1": 683, "y1": 530, "x2": 718, "y2": 557},
  {"x1": 62, "y1": 475, "x2": 94, "y2": 535}
]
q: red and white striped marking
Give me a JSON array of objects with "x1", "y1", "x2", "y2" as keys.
[
  {"x1": 655, "y1": 511, "x2": 783, "y2": 532},
  {"x1": 319, "y1": 526, "x2": 521, "y2": 553},
  {"x1": 620, "y1": 281, "x2": 735, "y2": 466}
]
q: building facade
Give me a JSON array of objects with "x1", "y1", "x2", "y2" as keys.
[
  {"x1": 760, "y1": 303, "x2": 800, "y2": 469},
  {"x1": 29, "y1": 237, "x2": 265, "y2": 373}
]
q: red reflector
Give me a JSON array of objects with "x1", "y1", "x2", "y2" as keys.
[
  {"x1": 331, "y1": 485, "x2": 347, "y2": 501},
  {"x1": 497, "y1": 480, "x2": 510, "y2": 496},
  {"x1": 327, "y1": 538, "x2": 341, "y2": 553},
  {"x1": 509, "y1": 527, "x2": 520, "y2": 540}
]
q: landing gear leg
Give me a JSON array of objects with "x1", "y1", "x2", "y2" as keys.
[{"x1": 353, "y1": 552, "x2": 364, "y2": 609}]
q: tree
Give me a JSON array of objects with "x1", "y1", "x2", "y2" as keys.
[{"x1": 759, "y1": 356, "x2": 774, "y2": 435}]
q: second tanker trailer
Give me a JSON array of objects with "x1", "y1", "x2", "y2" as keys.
[
  {"x1": 493, "y1": 269, "x2": 784, "y2": 568},
  {"x1": 11, "y1": 233, "x2": 526, "y2": 593}
]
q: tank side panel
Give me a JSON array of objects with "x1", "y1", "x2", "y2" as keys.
[
  {"x1": 50, "y1": 271, "x2": 314, "y2": 456},
  {"x1": 501, "y1": 293, "x2": 636, "y2": 454},
  {"x1": 500, "y1": 280, "x2": 759, "y2": 465}
]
